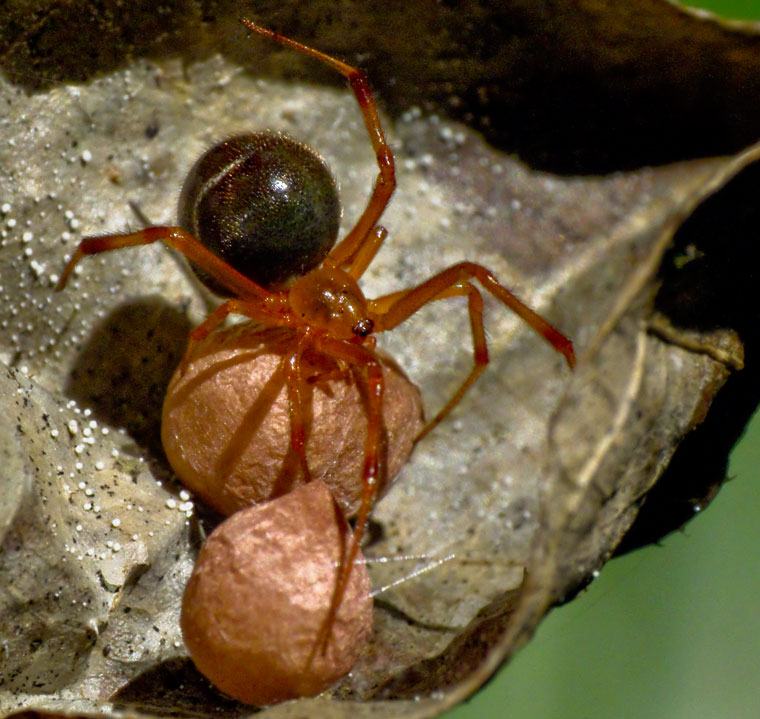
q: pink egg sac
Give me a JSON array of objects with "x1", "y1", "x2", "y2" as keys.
[
  {"x1": 181, "y1": 480, "x2": 374, "y2": 705},
  {"x1": 162, "y1": 324, "x2": 423, "y2": 517}
]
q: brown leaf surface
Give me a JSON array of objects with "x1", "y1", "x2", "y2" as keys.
[{"x1": 1, "y1": 1, "x2": 759, "y2": 718}]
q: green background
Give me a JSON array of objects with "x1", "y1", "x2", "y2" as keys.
[{"x1": 444, "y1": 2, "x2": 760, "y2": 717}]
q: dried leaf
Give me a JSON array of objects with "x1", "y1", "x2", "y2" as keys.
[{"x1": 1, "y1": 2, "x2": 759, "y2": 718}]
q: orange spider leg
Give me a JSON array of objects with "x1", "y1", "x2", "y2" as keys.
[
  {"x1": 305, "y1": 366, "x2": 348, "y2": 384},
  {"x1": 188, "y1": 298, "x2": 288, "y2": 345},
  {"x1": 311, "y1": 333, "x2": 384, "y2": 649},
  {"x1": 371, "y1": 261, "x2": 575, "y2": 436},
  {"x1": 374, "y1": 261, "x2": 575, "y2": 364},
  {"x1": 344, "y1": 226, "x2": 388, "y2": 280},
  {"x1": 413, "y1": 281, "x2": 488, "y2": 441},
  {"x1": 372, "y1": 280, "x2": 487, "y2": 439},
  {"x1": 371, "y1": 280, "x2": 483, "y2": 316},
  {"x1": 241, "y1": 19, "x2": 396, "y2": 269},
  {"x1": 55, "y1": 226, "x2": 285, "y2": 307},
  {"x1": 283, "y1": 335, "x2": 313, "y2": 482},
  {"x1": 177, "y1": 297, "x2": 290, "y2": 374}
]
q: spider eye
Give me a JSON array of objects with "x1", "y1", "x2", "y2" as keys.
[{"x1": 352, "y1": 318, "x2": 374, "y2": 337}]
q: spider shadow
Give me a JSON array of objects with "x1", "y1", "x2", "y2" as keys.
[{"x1": 63, "y1": 295, "x2": 191, "y2": 467}]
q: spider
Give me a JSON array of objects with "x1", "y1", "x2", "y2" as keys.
[{"x1": 56, "y1": 18, "x2": 575, "y2": 639}]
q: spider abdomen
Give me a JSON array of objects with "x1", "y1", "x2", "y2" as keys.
[{"x1": 179, "y1": 132, "x2": 341, "y2": 292}]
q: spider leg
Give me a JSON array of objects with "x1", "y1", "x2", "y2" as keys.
[
  {"x1": 374, "y1": 280, "x2": 488, "y2": 439},
  {"x1": 416, "y1": 282, "x2": 488, "y2": 441},
  {"x1": 345, "y1": 225, "x2": 388, "y2": 280},
  {"x1": 176, "y1": 297, "x2": 290, "y2": 375},
  {"x1": 241, "y1": 19, "x2": 396, "y2": 271},
  {"x1": 311, "y1": 334, "x2": 385, "y2": 649},
  {"x1": 56, "y1": 226, "x2": 282, "y2": 305},
  {"x1": 189, "y1": 299, "x2": 287, "y2": 344},
  {"x1": 373, "y1": 261, "x2": 574, "y2": 364},
  {"x1": 304, "y1": 361, "x2": 351, "y2": 386},
  {"x1": 283, "y1": 335, "x2": 313, "y2": 482},
  {"x1": 371, "y1": 261, "x2": 575, "y2": 436}
]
